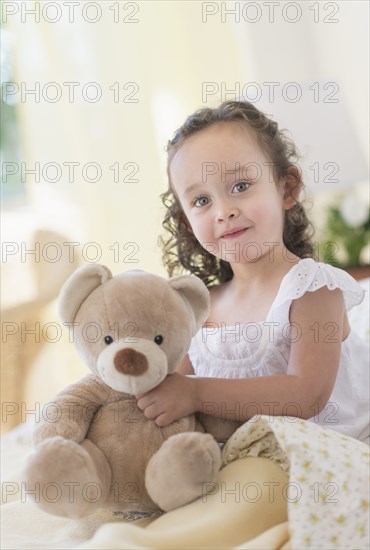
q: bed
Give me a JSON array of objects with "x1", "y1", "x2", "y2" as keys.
[{"x1": 1, "y1": 280, "x2": 369, "y2": 550}]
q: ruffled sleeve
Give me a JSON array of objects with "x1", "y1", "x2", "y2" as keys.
[{"x1": 272, "y1": 258, "x2": 365, "y2": 312}]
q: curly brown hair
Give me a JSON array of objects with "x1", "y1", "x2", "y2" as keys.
[{"x1": 159, "y1": 100, "x2": 315, "y2": 287}]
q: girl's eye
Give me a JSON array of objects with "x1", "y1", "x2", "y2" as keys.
[
  {"x1": 193, "y1": 196, "x2": 210, "y2": 208},
  {"x1": 233, "y1": 181, "x2": 250, "y2": 193},
  {"x1": 104, "y1": 335, "x2": 114, "y2": 345}
]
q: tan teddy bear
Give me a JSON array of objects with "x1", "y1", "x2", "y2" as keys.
[{"x1": 24, "y1": 264, "x2": 240, "y2": 519}]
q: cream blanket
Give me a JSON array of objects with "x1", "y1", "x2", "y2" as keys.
[{"x1": 1, "y1": 416, "x2": 369, "y2": 549}]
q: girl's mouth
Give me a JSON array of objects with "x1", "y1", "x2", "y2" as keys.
[{"x1": 221, "y1": 228, "x2": 248, "y2": 239}]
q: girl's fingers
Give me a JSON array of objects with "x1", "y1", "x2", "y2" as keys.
[
  {"x1": 155, "y1": 413, "x2": 171, "y2": 427},
  {"x1": 137, "y1": 393, "x2": 155, "y2": 409},
  {"x1": 142, "y1": 402, "x2": 164, "y2": 420}
]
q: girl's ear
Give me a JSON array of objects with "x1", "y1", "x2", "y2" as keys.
[
  {"x1": 180, "y1": 212, "x2": 194, "y2": 234},
  {"x1": 281, "y1": 165, "x2": 302, "y2": 209},
  {"x1": 185, "y1": 220, "x2": 194, "y2": 234}
]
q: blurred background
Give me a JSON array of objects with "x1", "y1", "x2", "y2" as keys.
[{"x1": 1, "y1": 0, "x2": 369, "y2": 432}]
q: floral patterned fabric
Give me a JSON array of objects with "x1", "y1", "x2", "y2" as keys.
[{"x1": 222, "y1": 415, "x2": 370, "y2": 549}]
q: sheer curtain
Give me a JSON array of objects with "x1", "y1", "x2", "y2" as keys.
[{"x1": 6, "y1": 2, "x2": 247, "y2": 274}]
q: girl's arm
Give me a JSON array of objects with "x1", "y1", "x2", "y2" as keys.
[
  {"x1": 137, "y1": 286, "x2": 345, "y2": 426},
  {"x1": 195, "y1": 286, "x2": 345, "y2": 422}
]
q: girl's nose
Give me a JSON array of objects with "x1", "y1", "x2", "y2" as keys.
[{"x1": 215, "y1": 204, "x2": 240, "y2": 223}]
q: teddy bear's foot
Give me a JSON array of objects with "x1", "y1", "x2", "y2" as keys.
[
  {"x1": 24, "y1": 436, "x2": 112, "y2": 518},
  {"x1": 145, "y1": 432, "x2": 222, "y2": 512}
]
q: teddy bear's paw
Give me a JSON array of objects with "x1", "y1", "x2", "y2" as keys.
[
  {"x1": 24, "y1": 436, "x2": 110, "y2": 518},
  {"x1": 145, "y1": 432, "x2": 222, "y2": 512},
  {"x1": 33, "y1": 419, "x2": 86, "y2": 446}
]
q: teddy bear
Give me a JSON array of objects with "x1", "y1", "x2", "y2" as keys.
[{"x1": 24, "y1": 264, "x2": 241, "y2": 519}]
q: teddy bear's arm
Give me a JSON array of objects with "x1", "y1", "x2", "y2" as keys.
[{"x1": 33, "y1": 374, "x2": 110, "y2": 445}]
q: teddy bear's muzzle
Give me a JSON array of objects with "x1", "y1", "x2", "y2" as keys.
[
  {"x1": 97, "y1": 339, "x2": 168, "y2": 394},
  {"x1": 114, "y1": 348, "x2": 148, "y2": 376}
]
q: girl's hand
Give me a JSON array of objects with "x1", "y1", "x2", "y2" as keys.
[{"x1": 136, "y1": 372, "x2": 198, "y2": 427}]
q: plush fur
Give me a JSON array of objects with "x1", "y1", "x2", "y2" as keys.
[{"x1": 24, "y1": 265, "x2": 240, "y2": 518}]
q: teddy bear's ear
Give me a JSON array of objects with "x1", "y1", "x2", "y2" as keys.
[
  {"x1": 168, "y1": 275, "x2": 210, "y2": 334},
  {"x1": 57, "y1": 264, "x2": 112, "y2": 324}
]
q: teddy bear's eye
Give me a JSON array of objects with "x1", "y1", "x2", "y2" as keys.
[
  {"x1": 104, "y1": 336, "x2": 114, "y2": 345},
  {"x1": 154, "y1": 335, "x2": 163, "y2": 345}
]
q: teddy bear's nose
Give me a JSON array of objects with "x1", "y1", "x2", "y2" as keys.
[{"x1": 114, "y1": 348, "x2": 148, "y2": 376}]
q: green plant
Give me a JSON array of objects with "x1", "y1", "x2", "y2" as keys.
[{"x1": 320, "y1": 183, "x2": 370, "y2": 267}]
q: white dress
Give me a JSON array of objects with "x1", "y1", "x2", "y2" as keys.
[{"x1": 188, "y1": 258, "x2": 370, "y2": 444}]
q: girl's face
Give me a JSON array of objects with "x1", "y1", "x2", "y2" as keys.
[{"x1": 169, "y1": 122, "x2": 296, "y2": 264}]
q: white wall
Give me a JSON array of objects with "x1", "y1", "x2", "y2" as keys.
[{"x1": 232, "y1": 0, "x2": 368, "y2": 191}]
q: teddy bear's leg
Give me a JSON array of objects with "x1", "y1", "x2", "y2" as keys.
[
  {"x1": 145, "y1": 432, "x2": 222, "y2": 512},
  {"x1": 24, "y1": 436, "x2": 112, "y2": 518}
]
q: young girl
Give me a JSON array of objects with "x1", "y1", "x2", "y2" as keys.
[{"x1": 137, "y1": 100, "x2": 369, "y2": 444}]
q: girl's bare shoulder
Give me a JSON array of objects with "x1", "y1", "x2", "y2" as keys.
[
  {"x1": 208, "y1": 280, "x2": 231, "y2": 300},
  {"x1": 206, "y1": 281, "x2": 233, "y2": 324}
]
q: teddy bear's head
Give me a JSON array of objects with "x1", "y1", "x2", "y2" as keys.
[{"x1": 57, "y1": 264, "x2": 210, "y2": 395}]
